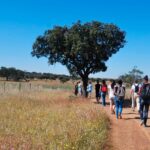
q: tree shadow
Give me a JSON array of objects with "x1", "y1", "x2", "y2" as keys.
[
  {"x1": 93, "y1": 101, "x2": 110, "y2": 106},
  {"x1": 123, "y1": 112, "x2": 136, "y2": 115},
  {"x1": 123, "y1": 116, "x2": 140, "y2": 120}
]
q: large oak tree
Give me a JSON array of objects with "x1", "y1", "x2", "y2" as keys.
[{"x1": 32, "y1": 21, "x2": 126, "y2": 96}]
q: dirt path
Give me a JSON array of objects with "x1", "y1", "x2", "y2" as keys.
[{"x1": 92, "y1": 99, "x2": 150, "y2": 150}]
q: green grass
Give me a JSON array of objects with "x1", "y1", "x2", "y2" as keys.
[{"x1": 0, "y1": 91, "x2": 109, "y2": 150}]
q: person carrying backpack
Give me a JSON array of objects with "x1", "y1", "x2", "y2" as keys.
[
  {"x1": 101, "y1": 80, "x2": 108, "y2": 106},
  {"x1": 95, "y1": 80, "x2": 101, "y2": 103},
  {"x1": 114, "y1": 80, "x2": 126, "y2": 119},
  {"x1": 139, "y1": 75, "x2": 150, "y2": 127},
  {"x1": 131, "y1": 80, "x2": 141, "y2": 112}
]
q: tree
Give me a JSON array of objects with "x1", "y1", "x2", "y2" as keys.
[
  {"x1": 32, "y1": 21, "x2": 126, "y2": 96},
  {"x1": 0, "y1": 67, "x2": 10, "y2": 80},
  {"x1": 119, "y1": 66, "x2": 143, "y2": 84},
  {"x1": 0, "y1": 67, "x2": 25, "y2": 81},
  {"x1": 129, "y1": 66, "x2": 143, "y2": 82}
]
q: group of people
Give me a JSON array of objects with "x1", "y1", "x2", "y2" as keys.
[
  {"x1": 95, "y1": 79, "x2": 125, "y2": 119},
  {"x1": 130, "y1": 75, "x2": 150, "y2": 127},
  {"x1": 74, "y1": 75, "x2": 150, "y2": 127},
  {"x1": 75, "y1": 81, "x2": 93, "y2": 98}
]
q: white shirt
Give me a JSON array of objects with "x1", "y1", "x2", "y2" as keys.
[
  {"x1": 87, "y1": 84, "x2": 92, "y2": 92},
  {"x1": 78, "y1": 83, "x2": 82, "y2": 92},
  {"x1": 108, "y1": 84, "x2": 115, "y2": 99}
]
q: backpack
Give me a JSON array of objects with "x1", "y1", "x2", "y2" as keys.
[
  {"x1": 134, "y1": 84, "x2": 139, "y2": 93},
  {"x1": 101, "y1": 85, "x2": 107, "y2": 92},
  {"x1": 116, "y1": 86, "x2": 125, "y2": 99},
  {"x1": 141, "y1": 84, "x2": 150, "y2": 100}
]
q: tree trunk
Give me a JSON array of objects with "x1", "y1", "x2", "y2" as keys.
[{"x1": 81, "y1": 76, "x2": 89, "y2": 97}]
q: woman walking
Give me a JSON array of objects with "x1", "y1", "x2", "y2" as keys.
[
  {"x1": 114, "y1": 80, "x2": 126, "y2": 119},
  {"x1": 101, "y1": 80, "x2": 108, "y2": 106},
  {"x1": 140, "y1": 75, "x2": 150, "y2": 127},
  {"x1": 108, "y1": 80, "x2": 116, "y2": 114}
]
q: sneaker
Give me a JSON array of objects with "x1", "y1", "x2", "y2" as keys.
[{"x1": 140, "y1": 120, "x2": 144, "y2": 126}]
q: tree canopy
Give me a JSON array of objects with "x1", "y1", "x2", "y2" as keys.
[
  {"x1": 119, "y1": 66, "x2": 144, "y2": 85},
  {"x1": 32, "y1": 21, "x2": 126, "y2": 95}
]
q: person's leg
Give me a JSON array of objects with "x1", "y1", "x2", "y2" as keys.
[
  {"x1": 140, "y1": 100, "x2": 144, "y2": 120},
  {"x1": 119, "y1": 100, "x2": 123, "y2": 118},
  {"x1": 131, "y1": 93, "x2": 135, "y2": 110},
  {"x1": 144, "y1": 103, "x2": 149, "y2": 126},
  {"x1": 110, "y1": 98, "x2": 112, "y2": 112},
  {"x1": 99, "y1": 92, "x2": 101, "y2": 104},
  {"x1": 136, "y1": 96, "x2": 140, "y2": 112},
  {"x1": 103, "y1": 93, "x2": 106, "y2": 106},
  {"x1": 115, "y1": 99, "x2": 119, "y2": 119},
  {"x1": 113, "y1": 97, "x2": 116, "y2": 113},
  {"x1": 101, "y1": 93, "x2": 104, "y2": 106},
  {"x1": 96, "y1": 97, "x2": 99, "y2": 103},
  {"x1": 133, "y1": 94, "x2": 136, "y2": 111},
  {"x1": 140, "y1": 99, "x2": 145, "y2": 125}
]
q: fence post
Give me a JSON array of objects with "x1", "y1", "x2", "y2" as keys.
[
  {"x1": 4, "y1": 82, "x2": 6, "y2": 93},
  {"x1": 29, "y1": 83, "x2": 31, "y2": 91},
  {"x1": 19, "y1": 82, "x2": 21, "y2": 92}
]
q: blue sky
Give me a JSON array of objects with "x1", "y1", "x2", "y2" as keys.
[{"x1": 0, "y1": 0, "x2": 150, "y2": 78}]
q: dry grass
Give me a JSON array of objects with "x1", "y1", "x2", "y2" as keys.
[{"x1": 0, "y1": 91, "x2": 109, "y2": 150}]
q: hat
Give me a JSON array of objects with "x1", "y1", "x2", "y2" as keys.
[{"x1": 143, "y1": 75, "x2": 148, "y2": 81}]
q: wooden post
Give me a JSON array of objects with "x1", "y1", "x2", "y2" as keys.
[
  {"x1": 4, "y1": 82, "x2": 6, "y2": 93},
  {"x1": 19, "y1": 82, "x2": 21, "y2": 92},
  {"x1": 29, "y1": 83, "x2": 31, "y2": 91}
]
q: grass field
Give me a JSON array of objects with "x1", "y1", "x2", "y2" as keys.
[{"x1": 0, "y1": 83, "x2": 110, "y2": 150}]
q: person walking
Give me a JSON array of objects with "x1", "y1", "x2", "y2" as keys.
[
  {"x1": 131, "y1": 80, "x2": 141, "y2": 112},
  {"x1": 95, "y1": 80, "x2": 101, "y2": 103},
  {"x1": 140, "y1": 75, "x2": 150, "y2": 127},
  {"x1": 87, "y1": 81, "x2": 93, "y2": 98},
  {"x1": 108, "y1": 80, "x2": 116, "y2": 114},
  {"x1": 101, "y1": 80, "x2": 108, "y2": 106},
  {"x1": 77, "y1": 81, "x2": 82, "y2": 96},
  {"x1": 114, "y1": 80, "x2": 126, "y2": 119}
]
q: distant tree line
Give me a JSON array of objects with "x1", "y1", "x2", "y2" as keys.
[
  {"x1": 0, "y1": 67, "x2": 71, "y2": 82},
  {"x1": 0, "y1": 66, "x2": 115, "y2": 83}
]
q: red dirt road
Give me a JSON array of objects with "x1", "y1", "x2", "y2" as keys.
[{"x1": 93, "y1": 99, "x2": 150, "y2": 150}]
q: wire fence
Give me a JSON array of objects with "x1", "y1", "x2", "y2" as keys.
[
  {"x1": 0, "y1": 82, "x2": 73, "y2": 95},
  {"x1": 0, "y1": 82, "x2": 42, "y2": 94}
]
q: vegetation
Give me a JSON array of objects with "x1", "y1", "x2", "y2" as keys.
[
  {"x1": 0, "y1": 66, "x2": 116, "y2": 84},
  {"x1": 119, "y1": 66, "x2": 143, "y2": 85},
  {"x1": 0, "y1": 91, "x2": 109, "y2": 149},
  {"x1": 0, "y1": 67, "x2": 71, "y2": 82},
  {"x1": 32, "y1": 21, "x2": 126, "y2": 96},
  {"x1": 0, "y1": 67, "x2": 24, "y2": 81}
]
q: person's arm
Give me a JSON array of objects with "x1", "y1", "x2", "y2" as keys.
[{"x1": 114, "y1": 86, "x2": 118, "y2": 96}]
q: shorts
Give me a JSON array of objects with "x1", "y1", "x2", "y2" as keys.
[{"x1": 110, "y1": 97, "x2": 115, "y2": 105}]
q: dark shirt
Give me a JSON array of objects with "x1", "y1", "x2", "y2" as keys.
[{"x1": 95, "y1": 84, "x2": 101, "y2": 94}]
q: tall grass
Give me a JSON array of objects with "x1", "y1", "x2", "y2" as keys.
[{"x1": 0, "y1": 91, "x2": 109, "y2": 150}]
